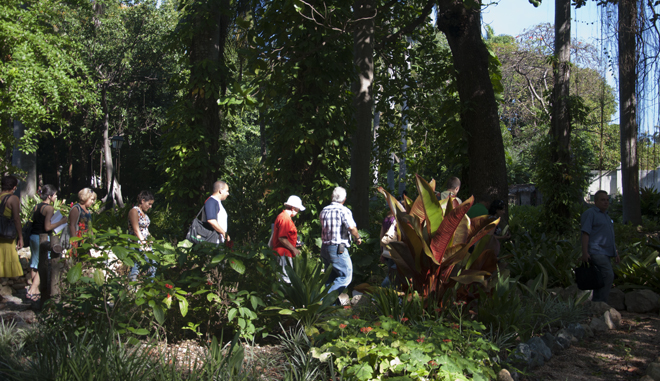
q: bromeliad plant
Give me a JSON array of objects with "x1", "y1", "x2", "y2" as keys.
[{"x1": 378, "y1": 175, "x2": 500, "y2": 306}]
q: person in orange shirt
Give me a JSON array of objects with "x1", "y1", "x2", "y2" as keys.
[{"x1": 271, "y1": 195, "x2": 305, "y2": 283}]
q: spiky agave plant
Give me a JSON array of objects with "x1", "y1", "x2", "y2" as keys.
[{"x1": 377, "y1": 175, "x2": 500, "y2": 306}]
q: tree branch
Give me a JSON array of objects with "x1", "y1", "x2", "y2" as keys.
[{"x1": 376, "y1": 0, "x2": 435, "y2": 49}]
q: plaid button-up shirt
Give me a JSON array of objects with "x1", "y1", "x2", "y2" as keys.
[{"x1": 320, "y1": 202, "x2": 357, "y2": 245}]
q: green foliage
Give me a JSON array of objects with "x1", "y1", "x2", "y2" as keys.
[
  {"x1": 315, "y1": 315, "x2": 498, "y2": 381},
  {"x1": 502, "y1": 231, "x2": 579, "y2": 288},
  {"x1": 370, "y1": 287, "x2": 427, "y2": 323},
  {"x1": 0, "y1": 0, "x2": 98, "y2": 152},
  {"x1": 52, "y1": 219, "x2": 269, "y2": 342},
  {"x1": 266, "y1": 252, "x2": 340, "y2": 334},
  {"x1": 477, "y1": 271, "x2": 587, "y2": 348},
  {"x1": 531, "y1": 134, "x2": 593, "y2": 233},
  {"x1": 640, "y1": 187, "x2": 660, "y2": 220},
  {"x1": 615, "y1": 240, "x2": 660, "y2": 293},
  {"x1": 278, "y1": 324, "x2": 332, "y2": 381},
  {"x1": 0, "y1": 325, "x2": 264, "y2": 381}
]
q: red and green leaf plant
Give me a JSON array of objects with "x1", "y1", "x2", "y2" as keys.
[{"x1": 378, "y1": 174, "x2": 500, "y2": 307}]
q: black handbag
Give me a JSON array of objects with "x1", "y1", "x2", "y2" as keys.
[
  {"x1": 186, "y1": 206, "x2": 219, "y2": 245},
  {"x1": 0, "y1": 195, "x2": 18, "y2": 240},
  {"x1": 575, "y1": 260, "x2": 605, "y2": 290}
]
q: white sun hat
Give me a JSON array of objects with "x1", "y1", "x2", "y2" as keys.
[{"x1": 284, "y1": 195, "x2": 305, "y2": 211}]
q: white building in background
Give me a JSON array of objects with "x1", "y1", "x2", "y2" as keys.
[{"x1": 587, "y1": 166, "x2": 660, "y2": 199}]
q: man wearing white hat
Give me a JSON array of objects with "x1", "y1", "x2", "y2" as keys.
[{"x1": 271, "y1": 195, "x2": 305, "y2": 282}]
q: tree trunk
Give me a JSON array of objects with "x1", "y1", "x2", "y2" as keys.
[
  {"x1": 436, "y1": 0, "x2": 508, "y2": 216},
  {"x1": 12, "y1": 120, "x2": 37, "y2": 198},
  {"x1": 100, "y1": 87, "x2": 123, "y2": 208},
  {"x1": 548, "y1": 0, "x2": 572, "y2": 228},
  {"x1": 349, "y1": 0, "x2": 375, "y2": 229},
  {"x1": 619, "y1": 0, "x2": 641, "y2": 224},
  {"x1": 189, "y1": 0, "x2": 231, "y2": 190}
]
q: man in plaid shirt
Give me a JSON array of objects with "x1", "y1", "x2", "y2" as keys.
[{"x1": 320, "y1": 187, "x2": 362, "y2": 299}]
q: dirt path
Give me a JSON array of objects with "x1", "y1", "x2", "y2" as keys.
[{"x1": 525, "y1": 311, "x2": 660, "y2": 380}]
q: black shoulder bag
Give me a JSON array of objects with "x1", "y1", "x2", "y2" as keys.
[{"x1": 186, "y1": 205, "x2": 219, "y2": 245}]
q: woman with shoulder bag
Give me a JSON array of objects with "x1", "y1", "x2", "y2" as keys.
[
  {"x1": 0, "y1": 176, "x2": 24, "y2": 279},
  {"x1": 26, "y1": 185, "x2": 67, "y2": 300}
]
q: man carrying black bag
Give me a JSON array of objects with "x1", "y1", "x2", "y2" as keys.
[
  {"x1": 187, "y1": 180, "x2": 230, "y2": 245},
  {"x1": 580, "y1": 190, "x2": 620, "y2": 303}
]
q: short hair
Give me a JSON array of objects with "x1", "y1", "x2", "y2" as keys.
[
  {"x1": 213, "y1": 180, "x2": 228, "y2": 193},
  {"x1": 594, "y1": 190, "x2": 608, "y2": 201},
  {"x1": 332, "y1": 187, "x2": 347, "y2": 203},
  {"x1": 488, "y1": 199, "x2": 506, "y2": 216},
  {"x1": 137, "y1": 190, "x2": 154, "y2": 204},
  {"x1": 78, "y1": 188, "x2": 97, "y2": 203},
  {"x1": 1, "y1": 175, "x2": 18, "y2": 191},
  {"x1": 38, "y1": 184, "x2": 58, "y2": 200},
  {"x1": 446, "y1": 177, "x2": 461, "y2": 190}
]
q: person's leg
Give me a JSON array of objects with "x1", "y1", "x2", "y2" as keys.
[
  {"x1": 146, "y1": 253, "x2": 156, "y2": 278},
  {"x1": 277, "y1": 255, "x2": 294, "y2": 283},
  {"x1": 320, "y1": 244, "x2": 339, "y2": 287},
  {"x1": 591, "y1": 254, "x2": 614, "y2": 303},
  {"x1": 28, "y1": 234, "x2": 41, "y2": 296},
  {"x1": 331, "y1": 248, "x2": 352, "y2": 294}
]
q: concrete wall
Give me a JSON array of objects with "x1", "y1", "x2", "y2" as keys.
[{"x1": 588, "y1": 167, "x2": 660, "y2": 198}]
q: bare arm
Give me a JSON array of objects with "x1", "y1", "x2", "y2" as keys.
[
  {"x1": 8, "y1": 196, "x2": 23, "y2": 249},
  {"x1": 69, "y1": 207, "x2": 80, "y2": 237},
  {"x1": 43, "y1": 205, "x2": 66, "y2": 232},
  {"x1": 128, "y1": 208, "x2": 144, "y2": 241},
  {"x1": 581, "y1": 232, "x2": 590, "y2": 262},
  {"x1": 278, "y1": 237, "x2": 299, "y2": 256},
  {"x1": 349, "y1": 226, "x2": 362, "y2": 245}
]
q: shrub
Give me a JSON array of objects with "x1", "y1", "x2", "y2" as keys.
[
  {"x1": 314, "y1": 315, "x2": 498, "y2": 381},
  {"x1": 52, "y1": 225, "x2": 271, "y2": 342},
  {"x1": 501, "y1": 231, "x2": 579, "y2": 288},
  {"x1": 615, "y1": 240, "x2": 660, "y2": 293}
]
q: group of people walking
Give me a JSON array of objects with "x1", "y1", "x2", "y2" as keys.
[
  {"x1": 266, "y1": 185, "x2": 362, "y2": 295},
  {"x1": 0, "y1": 175, "x2": 154, "y2": 301}
]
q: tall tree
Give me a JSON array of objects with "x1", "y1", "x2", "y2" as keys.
[
  {"x1": 618, "y1": 0, "x2": 641, "y2": 224},
  {"x1": 349, "y1": 0, "x2": 375, "y2": 228},
  {"x1": 547, "y1": 0, "x2": 572, "y2": 228},
  {"x1": 436, "y1": 0, "x2": 509, "y2": 209}
]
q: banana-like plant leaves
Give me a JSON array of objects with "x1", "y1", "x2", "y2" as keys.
[
  {"x1": 429, "y1": 198, "x2": 472, "y2": 263},
  {"x1": 410, "y1": 196, "x2": 426, "y2": 222},
  {"x1": 467, "y1": 215, "x2": 500, "y2": 243},
  {"x1": 387, "y1": 241, "x2": 420, "y2": 281},
  {"x1": 415, "y1": 175, "x2": 443, "y2": 237},
  {"x1": 467, "y1": 248, "x2": 498, "y2": 274},
  {"x1": 451, "y1": 269, "x2": 492, "y2": 286},
  {"x1": 402, "y1": 194, "x2": 414, "y2": 213},
  {"x1": 377, "y1": 187, "x2": 406, "y2": 218},
  {"x1": 453, "y1": 197, "x2": 474, "y2": 244}
]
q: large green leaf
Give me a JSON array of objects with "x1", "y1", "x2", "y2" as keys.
[
  {"x1": 415, "y1": 175, "x2": 442, "y2": 237},
  {"x1": 429, "y1": 198, "x2": 472, "y2": 263},
  {"x1": 67, "y1": 263, "x2": 83, "y2": 284},
  {"x1": 152, "y1": 304, "x2": 165, "y2": 324}
]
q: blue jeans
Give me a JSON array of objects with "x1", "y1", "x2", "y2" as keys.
[
  {"x1": 590, "y1": 254, "x2": 614, "y2": 303},
  {"x1": 129, "y1": 251, "x2": 156, "y2": 281},
  {"x1": 29, "y1": 234, "x2": 49, "y2": 269},
  {"x1": 320, "y1": 244, "x2": 353, "y2": 295}
]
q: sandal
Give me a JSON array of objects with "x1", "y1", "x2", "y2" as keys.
[{"x1": 26, "y1": 293, "x2": 41, "y2": 301}]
